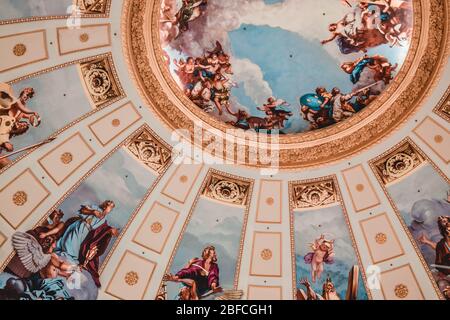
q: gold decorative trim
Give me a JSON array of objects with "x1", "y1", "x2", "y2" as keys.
[
  {"x1": 247, "y1": 285, "x2": 282, "y2": 300},
  {"x1": 126, "y1": 128, "x2": 172, "y2": 174},
  {"x1": 255, "y1": 179, "x2": 282, "y2": 224},
  {"x1": 12, "y1": 191, "x2": 28, "y2": 206},
  {"x1": 122, "y1": 0, "x2": 450, "y2": 169},
  {"x1": 202, "y1": 171, "x2": 251, "y2": 206},
  {"x1": 111, "y1": 119, "x2": 121, "y2": 127},
  {"x1": 124, "y1": 271, "x2": 139, "y2": 286},
  {"x1": 288, "y1": 175, "x2": 372, "y2": 299},
  {"x1": 79, "y1": 54, "x2": 124, "y2": 108},
  {"x1": 12, "y1": 43, "x2": 27, "y2": 56},
  {"x1": 60, "y1": 152, "x2": 74, "y2": 165},
  {"x1": 160, "y1": 163, "x2": 204, "y2": 204},
  {"x1": 0, "y1": 231, "x2": 6, "y2": 248},
  {"x1": 150, "y1": 222, "x2": 163, "y2": 234},
  {"x1": 375, "y1": 233, "x2": 388, "y2": 245},
  {"x1": 433, "y1": 85, "x2": 450, "y2": 121},
  {"x1": 341, "y1": 164, "x2": 382, "y2": 213},
  {"x1": 369, "y1": 137, "x2": 449, "y2": 299},
  {"x1": 79, "y1": 33, "x2": 90, "y2": 43},
  {"x1": 394, "y1": 284, "x2": 409, "y2": 299},
  {"x1": 289, "y1": 178, "x2": 338, "y2": 210},
  {"x1": 371, "y1": 140, "x2": 426, "y2": 185},
  {"x1": 75, "y1": 0, "x2": 111, "y2": 14},
  {"x1": 260, "y1": 249, "x2": 273, "y2": 261},
  {"x1": 88, "y1": 101, "x2": 142, "y2": 147}
]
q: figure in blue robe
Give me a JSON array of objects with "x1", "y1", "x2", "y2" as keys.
[
  {"x1": 349, "y1": 57, "x2": 374, "y2": 84},
  {"x1": 55, "y1": 201, "x2": 115, "y2": 264}
]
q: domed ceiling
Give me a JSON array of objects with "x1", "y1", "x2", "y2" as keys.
[
  {"x1": 159, "y1": 0, "x2": 412, "y2": 134},
  {"x1": 0, "y1": 0, "x2": 449, "y2": 301}
]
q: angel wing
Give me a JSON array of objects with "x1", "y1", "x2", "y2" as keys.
[
  {"x1": 215, "y1": 290, "x2": 244, "y2": 301},
  {"x1": 0, "y1": 82, "x2": 15, "y2": 110},
  {"x1": 12, "y1": 232, "x2": 51, "y2": 273},
  {"x1": 0, "y1": 82, "x2": 14, "y2": 97}
]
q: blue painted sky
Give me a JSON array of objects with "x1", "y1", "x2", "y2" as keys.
[
  {"x1": 294, "y1": 205, "x2": 369, "y2": 300},
  {"x1": 167, "y1": 198, "x2": 245, "y2": 300},
  {"x1": 0, "y1": 0, "x2": 72, "y2": 20},
  {"x1": 0, "y1": 148, "x2": 157, "y2": 288},
  {"x1": 58, "y1": 148, "x2": 157, "y2": 265},
  {"x1": 229, "y1": 24, "x2": 352, "y2": 132},
  {"x1": 8, "y1": 66, "x2": 92, "y2": 160},
  {"x1": 164, "y1": 0, "x2": 412, "y2": 134},
  {"x1": 388, "y1": 164, "x2": 449, "y2": 226}
]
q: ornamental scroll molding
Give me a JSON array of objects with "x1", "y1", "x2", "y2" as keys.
[
  {"x1": 433, "y1": 85, "x2": 450, "y2": 122},
  {"x1": 75, "y1": 0, "x2": 111, "y2": 14},
  {"x1": 290, "y1": 178, "x2": 338, "y2": 210},
  {"x1": 371, "y1": 141, "x2": 426, "y2": 185},
  {"x1": 126, "y1": 128, "x2": 172, "y2": 174},
  {"x1": 79, "y1": 55, "x2": 124, "y2": 108},
  {"x1": 202, "y1": 171, "x2": 251, "y2": 206},
  {"x1": 122, "y1": 0, "x2": 449, "y2": 169}
]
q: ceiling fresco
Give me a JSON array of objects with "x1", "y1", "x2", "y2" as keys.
[
  {"x1": 159, "y1": 0, "x2": 413, "y2": 134},
  {"x1": 0, "y1": 0, "x2": 448, "y2": 303}
]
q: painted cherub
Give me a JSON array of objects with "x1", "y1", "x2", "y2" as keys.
[
  {"x1": 304, "y1": 234, "x2": 335, "y2": 283},
  {"x1": 257, "y1": 97, "x2": 290, "y2": 116}
]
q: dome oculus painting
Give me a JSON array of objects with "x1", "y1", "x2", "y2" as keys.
[{"x1": 159, "y1": 0, "x2": 413, "y2": 134}]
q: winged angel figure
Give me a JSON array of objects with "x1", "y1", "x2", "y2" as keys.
[{"x1": 0, "y1": 232, "x2": 78, "y2": 300}]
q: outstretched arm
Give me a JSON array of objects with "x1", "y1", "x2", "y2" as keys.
[
  {"x1": 39, "y1": 222, "x2": 65, "y2": 239},
  {"x1": 418, "y1": 234, "x2": 437, "y2": 250},
  {"x1": 321, "y1": 33, "x2": 339, "y2": 45},
  {"x1": 80, "y1": 206, "x2": 103, "y2": 218}
]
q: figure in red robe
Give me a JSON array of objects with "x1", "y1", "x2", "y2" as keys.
[
  {"x1": 164, "y1": 246, "x2": 221, "y2": 300},
  {"x1": 78, "y1": 222, "x2": 120, "y2": 288}
]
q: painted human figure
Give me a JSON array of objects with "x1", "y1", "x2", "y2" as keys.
[
  {"x1": 165, "y1": 245, "x2": 221, "y2": 300},
  {"x1": 298, "y1": 276, "x2": 341, "y2": 300},
  {"x1": 0, "y1": 84, "x2": 40, "y2": 168},
  {"x1": 175, "y1": 0, "x2": 208, "y2": 33},
  {"x1": 300, "y1": 88, "x2": 333, "y2": 130},
  {"x1": 321, "y1": 12, "x2": 365, "y2": 54},
  {"x1": 419, "y1": 216, "x2": 450, "y2": 276},
  {"x1": 330, "y1": 87, "x2": 355, "y2": 122},
  {"x1": 418, "y1": 215, "x2": 450, "y2": 299},
  {"x1": 34, "y1": 210, "x2": 66, "y2": 241},
  {"x1": 174, "y1": 57, "x2": 196, "y2": 94},
  {"x1": 341, "y1": 55, "x2": 398, "y2": 87},
  {"x1": 211, "y1": 74, "x2": 235, "y2": 115},
  {"x1": 304, "y1": 235, "x2": 335, "y2": 283},
  {"x1": 258, "y1": 97, "x2": 290, "y2": 116},
  {"x1": 55, "y1": 200, "x2": 116, "y2": 264}
]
